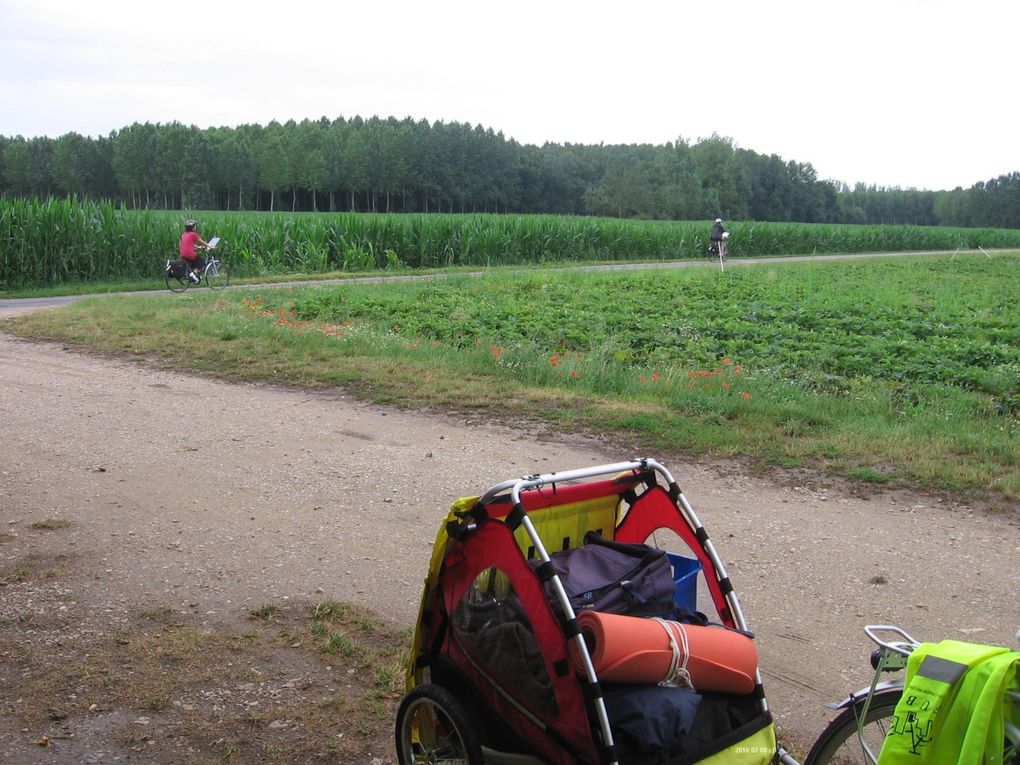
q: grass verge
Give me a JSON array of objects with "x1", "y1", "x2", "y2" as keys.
[{"x1": 3, "y1": 255, "x2": 1017, "y2": 503}]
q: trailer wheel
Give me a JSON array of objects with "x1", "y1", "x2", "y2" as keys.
[{"x1": 395, "y1": 683, "x2": 484, "y2": 765}]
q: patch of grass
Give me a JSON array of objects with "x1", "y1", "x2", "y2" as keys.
[
  {"x1": 357, "y1": 616, "x2": 379, "y2": 632},
  {"x1": 320, "y1": 693, "x2": 347, "y2": 711},
  {"x1": 30, "y1": 517, "x2": 72, "y2": 530},
  {"x1": 323, "y1": 632, "x2": 359, "y2": 657},
  {"x1": 249, "y1": 603, "x2": 282, "y2": 621},
  {"x1": 0, "y1": 553, "x2": 70, "y2": 585},
  {"x1": 846, "y1": 467, "x2": 895, "y2": 484},
  {"x1": 305, "y1": 599, "x2": 409, "y2": 710},
  {"x1": 136, "y1": 605, "x2": 181, "y2": 625},
  {"x1": 0, "y1": 566, "x2": 28, "y2": 585},
  {"x1": 311, "y1": 600, "x2": 348, "y2": 622},
  {"x1": 140, "y1": 690, "x2": 172, "y2": 711}
]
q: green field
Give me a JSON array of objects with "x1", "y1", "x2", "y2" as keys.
[
  {"x1": 7, "y1": 253, "x2": 1017, "y2": 501},
  {"x1": 4, "y1": 197, "x2": 1020, "y2": 291}
]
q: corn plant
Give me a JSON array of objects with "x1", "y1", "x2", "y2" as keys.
[{"x1": 4, "y1": 198, "x2": 1020, "y2": 290}]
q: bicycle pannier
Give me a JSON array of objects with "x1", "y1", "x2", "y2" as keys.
[{"x1": 166, "y1": 259, "x2": 189, "y2": 278}]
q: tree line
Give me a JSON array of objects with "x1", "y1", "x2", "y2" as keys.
[{"x1": 1, "y1": 115, "x2": 1017, "y2": 229}]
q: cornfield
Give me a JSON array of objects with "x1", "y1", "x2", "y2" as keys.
[{"x1": 3, "y1": 197, "x2": 1020, "y2": 290}]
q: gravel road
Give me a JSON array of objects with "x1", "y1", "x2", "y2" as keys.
[{"x1": 1, "y1": 319, "x2": 1017, "y2": 761}]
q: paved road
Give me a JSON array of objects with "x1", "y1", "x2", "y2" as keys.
[{"x1": 0, "y1": 248, "x2": 1007, "y2": 314}]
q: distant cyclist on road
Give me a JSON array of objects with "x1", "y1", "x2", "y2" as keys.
[
  {"x1": 179, "y1": 219, "x2": 209, "y2": 283},
  {"x1": 710, "y1": 218, "x2": 726, "y2": 251}
]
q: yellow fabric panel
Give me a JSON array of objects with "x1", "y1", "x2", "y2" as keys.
[
  {"x1": 512, "y1": 494, "x2": 620, "y2": 557},
  {"x1": 693, "y1": 722, "x2": 777, "y2": 765},
  {"x1": 405, "y1": 495, "x2": 478, "y2": 689}
]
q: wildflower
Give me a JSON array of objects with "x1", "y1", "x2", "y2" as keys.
[
  {"x1": 722, "y1": 382, "x2": 731, "y2": 390},
  {"x1": 651, "y1": 372, "x2": 660, "y2": 382},
  {"x1": 742, "y1": 391, "x2": 751, "y2": 400},
  {"x1": 550, "y1": 354, "x2": 560, "y2": 367},
  {"x1": 721, "y1": 358, "x2": 732, "y2": 365},
  {"x1": 638, "y1": 375, "x2": 646, "y2": 383},
  {"x1": 490, "y1": 345, "x2": 504, "y2": 360},
  {"x1": 570, "y1": 370, "x2": 578, "y2": 378}
]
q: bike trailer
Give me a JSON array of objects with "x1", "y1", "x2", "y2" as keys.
[{"x1": 397, "y1": 458, "x2": 783, "y2": 765}]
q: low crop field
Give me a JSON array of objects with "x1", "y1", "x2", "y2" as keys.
[{"x1": 8, "y1": 253, "x2": 1017, "y2": 501}]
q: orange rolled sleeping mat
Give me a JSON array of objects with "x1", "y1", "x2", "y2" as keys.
[{"x1": 568, "y1": 611, "x2": 758, "y2": 694}]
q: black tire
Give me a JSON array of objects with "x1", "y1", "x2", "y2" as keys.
[
  {"x1": 804, "y1": 688, "x2": 901, "y2": 765},
  {"x1": 205, "y1": 261, "x2": 231, "y2": 290},
  {"x1": 165, "y1": 269, "x2": 191, "y2": 293},
  {"x1": 395, "y1": 683, "x2": 484, "y2": 765}
]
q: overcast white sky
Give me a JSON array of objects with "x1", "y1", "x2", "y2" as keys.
[{"x1": 1, "y1": 0, "x2": 1017, "y2": 191}]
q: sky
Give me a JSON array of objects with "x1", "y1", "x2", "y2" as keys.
[{"x1": 1, "y1": 0, "x2": 1017, "y2": 192}]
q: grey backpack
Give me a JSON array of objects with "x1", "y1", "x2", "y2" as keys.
[{"x1": 539, "y1": 532, "x2": 676, "y2": 621}]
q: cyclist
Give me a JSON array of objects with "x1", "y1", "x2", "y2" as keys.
[
  {"x1": 709, "y1": 218, "x2": 727, "y2": 258},
  {"x1": 179, "y1": 219, "x2": 209, "y2": 283}
]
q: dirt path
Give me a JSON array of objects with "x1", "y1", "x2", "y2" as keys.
[{"x1": 1, "y1": 327, "x2": 1018, "y2": 763}]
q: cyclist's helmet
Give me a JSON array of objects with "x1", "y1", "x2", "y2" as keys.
[
  {"x1": 184, "y1": 219, "x2": 197, "y2": 231},
  {"x1": 715, "y1": 218, "x2": 723, "y2": 224}
]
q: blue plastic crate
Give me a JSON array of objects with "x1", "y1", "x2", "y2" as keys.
[{"x1": 665, "y1": 552, "x2": 701, "y2": 613}]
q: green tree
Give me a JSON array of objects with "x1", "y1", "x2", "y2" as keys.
[
  {"x1": 690, "y1": 134, "x2": 743, "y2": 219},
  {"x1": 0, "y1": 136, "x2": 9, "y2": 194},
  {"x1": 112, "y1": 123, "x2": 158, "y2": 207},
  {"x1": 4, "y1": 137, "x2": 54, "y2": 197},
  {"x1": 153, "y1": 122, "x2": 193, "y2": 208},
  {"x1": 209, "y1": 126, "x2": 258, "y2": 210},
  {"x1": 341, "y1": 129, "x2": 371, "y2": 211},
  {"x1": 50, "y1": 133, "x2": 84, "y2": 197},
  {"x1": 584, "y1": 152, "x2": 654, "y2": 218},
  {"x1": 293, "y1": 119, "x2": 328, "y2": 211},
  {"x1": 256, "y1": 123, "x2": 292, "y2": 212},
  {"x1": 323, "y1": 118, "x2": 349, "y2": 211}
]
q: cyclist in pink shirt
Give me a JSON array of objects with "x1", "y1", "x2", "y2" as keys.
[{"x1": 179, "y1": 219, "x2": 209, "y2": 283}]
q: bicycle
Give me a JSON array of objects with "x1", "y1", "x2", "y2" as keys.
[
  {"x1": 804, "y1": 625, "x2": 1020, "y2": 765},
  {"x1": 165, "y1": 237, "x2": 231, "y2": 293},
  {"x1": 708, "y1": 231, "x2": 730, "y2": 263}
]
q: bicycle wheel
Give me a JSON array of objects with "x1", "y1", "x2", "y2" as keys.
[
  {"x1": 804, "y1": 688, "x2": 901, "y2": 765},
  {"x1": 165, "y1": 269, "x2": 191, "y2": 293},
  {"x1": 395, "y1": 683, "x2": 484, "y2": 765},
  {"x1": 205, "y1": 260, "x2": 231, "y2": 290}
]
